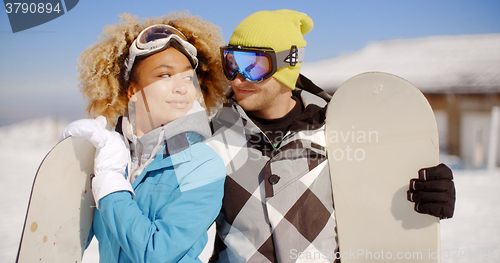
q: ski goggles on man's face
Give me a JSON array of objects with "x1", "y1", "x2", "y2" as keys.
[
  {"x1": 124, "y1": 24, "x2": 198, "y2": 81},
  {"x1": 220, "y1": 45, "x2": 305, "y2": 83}
]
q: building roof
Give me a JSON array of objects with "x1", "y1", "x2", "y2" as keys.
[{"x1": 301, "y1": 34, "x2": 500, "y2": 94}]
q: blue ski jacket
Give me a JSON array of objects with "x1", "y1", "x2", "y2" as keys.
[{"x1": 87, "y1": 109, "x2": 225, "y2": 263}]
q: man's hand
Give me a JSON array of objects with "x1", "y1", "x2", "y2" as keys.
[{"x1": 407, "y1": 163, "x2": 455, "y2": 219}]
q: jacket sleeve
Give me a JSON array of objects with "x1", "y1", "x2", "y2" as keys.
[
  {"x1": 97, "y1": 145, "x2": 225, "y2": 262},
  {"x1": 85, "y1": 224, "x2": 94, "y2": 249}
]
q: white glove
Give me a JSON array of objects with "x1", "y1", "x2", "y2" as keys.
[{"x1": 61, "y1": 116, "x2": 134, "y2": 209}]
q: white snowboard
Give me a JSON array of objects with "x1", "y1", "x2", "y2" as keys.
[
  {"x1": 16, "y1": 136, "x2": 95, "y2": 263},
  {"x1": 326, "y1": 72, "x2": 440, "y2": 262}
]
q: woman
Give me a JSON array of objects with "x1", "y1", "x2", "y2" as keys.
[{"x1": 62, "y1": 13, "x2": 229, "y2": 263}]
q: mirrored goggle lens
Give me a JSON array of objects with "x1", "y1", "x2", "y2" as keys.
[
  {"x1": 223, "y1": 50, "x2": 273, "y2": 81},
  {"x1": 138, "y1": 25, "x2": 187, "y2": 45}
]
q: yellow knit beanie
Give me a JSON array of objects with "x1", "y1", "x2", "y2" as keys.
[{"x1": 229, "y1": 9, "x2": 313, "y2": 89}]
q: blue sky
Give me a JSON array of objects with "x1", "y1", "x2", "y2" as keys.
[{"x1": 0, "y1": 0, "x2": 499, "y2": 125}]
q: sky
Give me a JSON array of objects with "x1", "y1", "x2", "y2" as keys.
[{"x1": 0, "y1": 0, "x2": 499, "y2": 126}]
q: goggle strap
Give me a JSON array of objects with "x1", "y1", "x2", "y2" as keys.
[
  {"x1": 275, "y1": 46, "x2": 305, "y2": 69},
  {"x1": 124, "y1": 48, "x2": 137, "y2": 81}
]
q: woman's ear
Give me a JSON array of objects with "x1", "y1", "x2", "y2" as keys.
[{"x1": 127, "y1": 83, "x2": 138, "y2": 102}]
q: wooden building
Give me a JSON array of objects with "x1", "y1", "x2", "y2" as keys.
[{"x1": 302, "y1": 34, "x2": 500, "y2": 168}]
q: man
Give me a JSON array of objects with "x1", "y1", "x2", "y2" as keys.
[{"x1": 206, "y1": 9, "x2": 455, "y2": 263}]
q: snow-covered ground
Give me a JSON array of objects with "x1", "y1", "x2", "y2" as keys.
[{"x1": 1, "y1": 118, "x2": 498, "y2": 262}]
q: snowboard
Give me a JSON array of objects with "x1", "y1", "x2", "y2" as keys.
[
  {"x1": 16, "y1": 136, "x2": 96, "y2": 263},
  {"x1": 325, "y1": 72, "x2": 440, "y2": 262}
]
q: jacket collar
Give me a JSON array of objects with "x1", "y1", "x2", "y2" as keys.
[
  {"x1": 222, "y1": 87, "x2": 328, "y2": 134},
  {"x1": 115, "y1": 101, "x2": 211, "y2": 186},
  {"x1": 220, "y1": 74, "x2": 330, "y2": 132}
]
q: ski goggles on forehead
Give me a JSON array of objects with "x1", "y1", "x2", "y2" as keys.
[
  {"x1": 220, "y1": 45, "x2": 305, "y2": 83},
  {"x1": 124, "y1": 24, "x2": 198, "y2": 81}
]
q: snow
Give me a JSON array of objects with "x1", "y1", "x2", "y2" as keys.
[
  {"x1": 0, "y1": 117, "x2": 214, "y2": 262},
  {"x1": 440, "y1": 169, "x2": 500, "y2": 262},
  {"x1": 301, "y1": 34, "x2": 500, "y2": 94},
  {"x1": 1, "y1": 117, "x2": 499, "y2": 262}
]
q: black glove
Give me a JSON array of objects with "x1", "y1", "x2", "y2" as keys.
[{"x1": 407, "y1": 163, "x2": 455, "y2": 219}]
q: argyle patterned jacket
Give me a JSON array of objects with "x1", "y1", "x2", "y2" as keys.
[{"x1": 206, "y1": 78, "x2": 338, "y2": 263}]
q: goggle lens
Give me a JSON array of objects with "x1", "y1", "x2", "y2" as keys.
[
  {"x1": 138, "y1": 25, "x2": 187, "y2": 45},
  {"x1": 222, "y1": 50, "x2": 273, "y2": 82}
]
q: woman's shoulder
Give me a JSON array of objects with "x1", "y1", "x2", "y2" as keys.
[
  {"x1": 171, "y1": 141, "x2": 225, "y2": 192},
  {"x1": 190, "y1": 141, "x2": 224, "y2": 165}
]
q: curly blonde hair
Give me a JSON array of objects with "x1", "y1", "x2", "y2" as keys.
[{"x1": 77, "y1": 12, "x2": 230, "y2": 126}]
